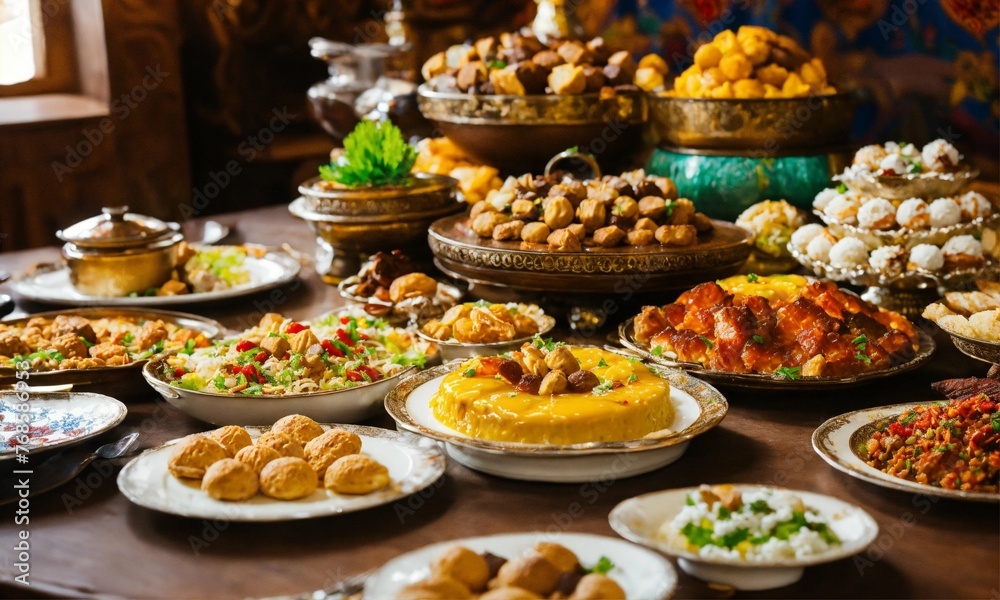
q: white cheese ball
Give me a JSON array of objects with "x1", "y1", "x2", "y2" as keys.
[
  {"x1": 958, "y1": 191, "x2": 992, "y2": 220},
  {"x1": 790, "y1": 223, "x2": 826, "y2": 251},
  {"x1": 877, "y1": 154, "x2": 908, "y2": 176},
  {"x1": 869, "y1": 245, "x2": 907, "y2": 274},
  {"x1": 824, "y1": 194, "x2": 861, "y2": 224},
  {"x1": 857, "y1": 198, "x2": 897, "y2": 229},
  {"x1": 828, "y1": 237, "x2": 869, "y2": 269},
  {"x1": 921, "y1": 138, "x2": 962, "y2": 172},
  {"x1": 853, "y1": 144, "x2": 886, "y2": 170},
  {"x1": 928, "y1": 198, "x2": 962, "y2": 228},
  {"x1": 813, "y1": 187, "x2": 840, "y2": 211},
  {"x1": 908, "y1": 244, "x2": 944, "y2": 271},
  {"x1": 896, "y1": 198, "x2": 930, "y2": 229},
  {"x1": 941, "y1": 235, "x2": 984, "y2": 259},
  {"x1": 806, "y1": 235, "x2": 834, "y2": 262}
]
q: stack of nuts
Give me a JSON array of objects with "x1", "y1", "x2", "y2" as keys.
[
  {"x1": 482, "y1": 343, "x2": 602, "y2": 397},
  {"x1": 422, "y1": 32, "x2": 669, "y2": 95},
  {"x1": 467, "y1": 170, "x2": 713, "y2": 250}
]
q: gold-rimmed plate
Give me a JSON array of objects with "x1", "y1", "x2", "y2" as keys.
[
  {"x1": 383, "y1": 360, "x2": 728, "y2": 482},
  {"x1": 618, "y1": 318, "x2": 936, "y2": 391}
]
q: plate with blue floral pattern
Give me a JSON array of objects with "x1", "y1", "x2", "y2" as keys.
[{"x1": 0, "y1": 392, "x2": 127, "y2": 461}]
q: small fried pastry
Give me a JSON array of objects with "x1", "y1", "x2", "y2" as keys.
[
  {"x1": 431, "y1": 546, "x2": 490, "y2": 592},
  {"x1": 532, "y1": 542, "x2": 579, "y2": 573},
  {"x1": 480, "y1": 587, "x2": 542, "y2": 600},
  {"x1": 396, "y1": 575, "x2": 472, "y2": 600},
  {"x1": 304, "y1": 428, "x2": 363, "y2": 476},
  {"x1": 259, "y1": 457, "x2": 317, "y2": 500},
  {"x1": 168, "y1": 435, "x2": 228, "y2": 479},
  {"x1": 201, "y1": 458, "x2": 260, "y2": 501},
  {"x1": 234, "y1": 444, "x2": 281, "y2": 475},
  {"x1": 569, "y1": 574, "x2": 626, "y2": 600},
  {"x1": 255, "y1": 431, "x2": 305, "y2": 458},
  {"x1": 271, "y1": 414, "x2": 325, "y2": 446},
  {"x1": 324, "y1": 454, "x2": 390, "y2": 495},
  {"x1": 205, "y1": 425, "x2": 252, "y2": 457},
  {"x1": 496, "y1": 555, "x2": 562, "y2": 596}
]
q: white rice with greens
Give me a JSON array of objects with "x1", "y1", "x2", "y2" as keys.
[{"x1": 660, "y1": 485, "x2": 840, "y2": 562}]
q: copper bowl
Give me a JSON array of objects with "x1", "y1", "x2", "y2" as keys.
[
  {"x1": 417, "y1": 85, "x2": 648, "y2": 173},
  {"x1": 298, "y1": 173, "x2": 459, "y2": 216}
]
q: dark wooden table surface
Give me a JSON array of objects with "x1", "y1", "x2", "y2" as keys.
[{"x1": 0, "y1": 205, "x2": 997, "y2": 599}]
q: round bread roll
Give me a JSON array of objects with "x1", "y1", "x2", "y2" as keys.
[
  {"x1": 479, "y1": 587, "x2": 542, "y2": 600},
  {"x1": 255, "y1": 431, "x2": 304, "y2": 458},
  {"x1": 201, "y1": 458, "x2": 259, "y2": 501},
  {"x1": 234, "y1": 444, "x2": 281, "y2": 475},
  {"x1": 569, "y1": 574, "x2": 625, "y2": 600},
  {"x1": 271, "y1": 414, "x2": 325, "y2": 446},
  {"x1": 431, "y1": 546, "x2": 490, "y2": 593},
  {"x1": 533, "y1": 542, "x2": 579, "y2": 574},
  {"x1": 205, "y1": 425, "x2": 252, "y2": 457},
  {"x1": 496, "y1": 555, "x2": 562, "y2": 596},
  {"x1": 168, "y1": 435, "x2": 229, "y2": 479},
  {"x1": 259, "y1": 457, "x2": 317, "y2": 500},
  {"x1": 323, "y1": 454, "x2": 390, "y2": 495},
  {"x1": 304, "y1": 428, "x2": 363, "y2": 477},
  {"x1": 396, "y1": 575, "x2": 471, "y2": 600}
]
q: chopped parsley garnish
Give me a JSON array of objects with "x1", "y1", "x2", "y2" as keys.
[
  {"x1": 851, "y1": 334, "x2": 867, "y2": 349},
  {"x1": 752, "y1": 334, "x2": 764, "y2": 344},
  {"x1": 78, "y1": 336, "x2": 93, "y2": 348},
  {"x1": 749, "y1": 499, "x2": 773, "y2": 514},
  {"x1": 592, "y1": 381, "x2": 614, "y2": 395},
  {"x1": 991, "y1": 413, "x2": 1000, "y2": 433},
  {"x1": 651, "y1": 346, "x2": 664, "y2": 357},
  {"x1": 685, "y1": 495, "x2": 696, "y2": 506},
  {"x1": 531, "y1": 336, "x2": 560, "y2": 352},
  {"x1": 181, "y1": 339, "x2": 197, "y2": 355},
  {"x1": 488, "y1": 59, "x2": 508, "y2": 70},
  {"x1": 627, "y1": 356, "x2": 640, "y2": 364},
  {"x1": 462, "y1": 368, "x2": 477, "y2": 378},
  {"x1": 901, "y1": 410, "x2": 919, "y2": 425},
  {"x1": 597, "y1": 358, "x2": 609, "y2": 367},
  {"x1": 836, "y1": 182, "x2": 848, "y2": 193},
  {"x1": 699, "y1": 336, "x2": 714, "y2": 349},
  {"x1": 855, "y1": 352, "x2": 871, "y2": 365},
  {"x1": 587, "y1": 556, "x2": 614, "y2": 575},
  {"x1": 627, "y1": 373, "x2": 638, "y2": 383},
  {"x1": 746, "y1": 273, "x2": 759, "y2": 283},
  {"x1": 775, "y1": 365, "x2": 801, "y2": 380},
  {"x1": 717, "y1": 506, "x2": 731, "y2": 520},
  {"x1": 122, "y1": 332, "x2": 134, "y2": 344}
]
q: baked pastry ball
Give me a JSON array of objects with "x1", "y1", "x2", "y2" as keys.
[
  {"x1": 569, "y1": 574, "x2": 625, "y2": 600},
  {"x1": 304, "y1": 428, "x2": 363, "y2": 476},
  {"x1": 206, "y1": 425, "x2": 252, "y2": 457},
  {"x1": 234, "y1": 444, "x2": 281, "y2": 475},
  {"x1": 271, "y1": 414, "x2": 324, "y2": 446},
  {"x1": 324, "y1": 454, "x2": 390, "y2": 495},
  {"x1": 396, "y1": 575, "x2": 471, "y2": 600},
  {"x1": 431, "y1": 546, "x2": 490, "y2": 593},
  {"x1": 201, "y1": 458, "x2": 259, "y2": 501},
  {"x1": 496, "y1": 555, "x2": 562, "y2": 596},
  {"x1": 168, "y1": 435, "x2": 229, "y2": 479},
  {"x1": 533, "y1": 542, "x2": 579, "y2": 573},
  {"x1": 479, "y1": 587, "x2": 542, "y2": 600},
  {"x1": 255, "y1": 431, "x2": 305, "y2": 458},
  {"x1": 259, "y1": 457, "x2": 317, "y2": 500}
]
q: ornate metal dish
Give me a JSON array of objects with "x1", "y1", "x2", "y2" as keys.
[
  {"x1": 428, "y1": 214, "x2": 752, "y2": 294},
  {"x1": 648, "y1": 93, "x2": 855, "y2": 153},
  {"x1": 814, "y1": 209, "x2": 1000, "y2": 247},
  {"x1": 414, "y1": 313, "x2": 557, "y2": 362},
  {"x1": 813, "y1": 402, "x2": 999, "y2": 503},
  {"x1": 942, "y1": 329, "x2": 1000, "y2": 365},
  {"x1": 298, "y1": 173, "x2": 459, "y2": 216},
  {"x1": 618, "y1": 318, "x2": 936, "y2": 391},
  {"x1": 834, "y1": 168, "x2": 978, "y2": 200},
  {"x1": 384, "y1": 360, "x2": 728, "y2": 482}
]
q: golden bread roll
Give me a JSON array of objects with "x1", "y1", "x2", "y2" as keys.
[
  {"x1": 479, "y1": 587, "x2": 542, "y2": 600},
  {"x1": 168, "y1": 435, "x2": 229, "y2": 479},
  {"x1": 323, "y1": 454, "x2": 390, "y2": 495},
  {"x1": 569, "y1": 574, "x2": 625, "y2": 599},
  {"x1": 271, "y1": 414, "x2": 325, "y2": 446},
  {"x1": 495, "y1": 555, "x2": 562, "y2": 596},
  {"x1": 201, "y1": 458, "x2": 260, "y2": 501},
  {"x1": 431, "y1": 546, "x2": 490, "y2": 593},
  {"x1": 205, "y1": 425, "x2": 252, "y2": 457},
  {"x1": 532, "y1": 542, "x2": 579, "y2": 573},
  {"x1": 259, "y1": 457, "x2": 317, "y2": 500},
  {"x1": 234, "y1": 444, "x2": 281, "y2": 475},
  {"x1": 304, "y1": 428, "x2": 363, "y2": 479},
  {"x1": 255, "y1": 431, "x2": 305, "y2": 458},
  {"x1": 396, "y1": 575, "x2": 472, "y2": 600}
]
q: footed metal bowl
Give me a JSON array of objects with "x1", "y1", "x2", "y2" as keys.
[{"x1": 298, "y1": 173, "x2": 458, "y2": 216}]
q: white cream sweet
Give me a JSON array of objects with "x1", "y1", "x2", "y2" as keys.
[
  {"x1": 791, "y1": 223, "x2": 826, "y2": 251},
  {"x1": 853, "y1": 144, "x2": 887, "y2": 170},
  {"x1": 824, "y1": 194, "x2": 861, "y2": 224},
  {"x1": 921, "y1": 138, "x2": 962, "y2": 172},
  {"x1": 908, "y1": 244, "x2": 944, "y2": 271},
  {"x1": 958, "y1": 191, "x2": 992, "y2": 219},
  {"x1": 813, "y1": 187, "x2": 840, "y2": 211},
  {"x1": 869, "y1": 245, "x2": 907, "y2": 273},
  {"x1": 806, "y1": 235, "x2": 834, "y2": 262},
  {"x1": 877, "y1": 154, "x2": 909, "y2": 176},
  {"x1": 828, "y1": 237, "x2": 869, "y2": 269},
  {"x1": 928, "y1": 198, "x2": 962, "y2": 228},
  {"x1": 941, "y1": 235, "x2": 984, "y2": 260},
  {"x1": 896, "y1": 198, "x2": 929, "y2": 229},
  {"x1": 857, "y1": 198, "x2": 896, "y2": 229}
]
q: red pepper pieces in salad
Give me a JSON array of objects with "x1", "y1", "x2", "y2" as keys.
[
  {"x1": 253, "y1": 351, "x2": 269, "y2": 363},
  {"x1": 235, "y1": 340, "x2": 256, "y2": 353},
  {"x1": 320, "y1": 339, "x2": 345, "y2": 357},
  {"x1": 286, "y1": 322, "x2": 308, "y2": 334}
]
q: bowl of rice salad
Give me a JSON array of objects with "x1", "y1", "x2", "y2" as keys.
[
  {"x1": 610, "y1": 484, "x2": 878, "y2": 590},
  {"x1": 142, "y1": 309, "x2": 436, "y2": 425}
]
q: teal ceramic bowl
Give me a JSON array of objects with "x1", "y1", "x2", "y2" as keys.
[{"x1": 647, "y1": 149, "x2": 849, "y2": 221}]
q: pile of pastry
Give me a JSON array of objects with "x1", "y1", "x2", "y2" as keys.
[
  {"x1": 168, "y1": 415, "x2": 390, "y2": 501},
  {"x1": 923, "y1": 280, "x2": 1000, "y2": 342}
]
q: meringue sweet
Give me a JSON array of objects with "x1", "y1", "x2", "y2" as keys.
[
  {"x1": 790, "y1": 223, "x2": 826, "y2": 251},
  {"x1": 928, "y1": 198, "x2": 962, "y2": 228},
  {"x1": 896, "y1": 198, "x2": 930, "y2": 229},
  {"x1": 857, "y1": 197, "x2": 896, "y2": 229},
  {"x1": 907, "y1": 244, "x2": 944, "y2": 271},
  {"x1": 828, "y1": 237, "x2": 869, "y2": 269}
]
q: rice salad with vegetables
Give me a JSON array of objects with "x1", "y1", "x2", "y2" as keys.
[
  {"x1": 661, "y1": 484, "x2": 841, "y2": 562},
  {"x1": 160, "y1": 309, "x2": 434, "y2": 396}
]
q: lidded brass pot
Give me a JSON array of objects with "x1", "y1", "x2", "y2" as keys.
[{"x1": 57, "y1": 206, "x2": 183, "y2": 297}]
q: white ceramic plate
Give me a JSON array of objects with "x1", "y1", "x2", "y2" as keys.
[
  {"x1": 364, "y1": 531, "x2": 678, "y2": 600},
  {"x1": 12, "y1": 251, "x2": 300, "y2": 307},
  {"x1": 116, "y1": 424, "x2": 445, "y2": 521},
  {"x1": 813, "y1": 402, "x2": 999, "y2": 503},
  {"x1": 0, "y1": 392, "x2": 127, "y2": 461},
  {"x1": 609, "y1": 485, "x2": 879, "y2": 591},
  {"x1": 384, "y1": 361, "x2": 728, "y2": 483}
]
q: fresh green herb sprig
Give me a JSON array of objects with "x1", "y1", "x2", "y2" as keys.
[{"x1": 318, "y1": 121, "x2": 416, "y2": 187}]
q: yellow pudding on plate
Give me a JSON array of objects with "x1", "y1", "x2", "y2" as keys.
[{"x1": 429, "y1": 345, "x2": 673, "y2": 445}]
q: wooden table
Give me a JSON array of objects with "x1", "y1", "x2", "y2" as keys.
[{"x1": 0, "y1": 205, "x2": 997, "y2": 599}]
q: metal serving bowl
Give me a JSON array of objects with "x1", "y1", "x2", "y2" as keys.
[
  {"x1": 298, "y1": 173, "x2": 459, "y2": 216},
  {"x1": 648, "y1": 92, "x2": 855, "y2": 154},
  {"x1": 416, "y1": 85, "x2": 647, "y2": 173},
  {"x1": 834, "y1": 168, "x2": 979, "y2": 201}
]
